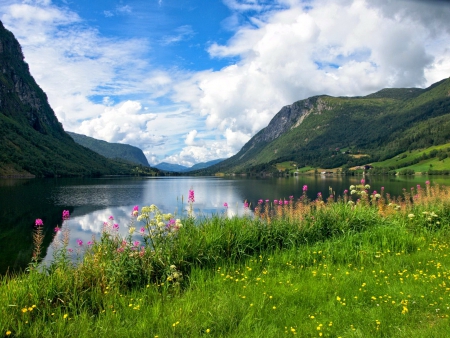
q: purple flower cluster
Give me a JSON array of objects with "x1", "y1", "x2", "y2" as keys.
[{"x1": 188, "y1": 189, "x2": 195, "y2": 203}]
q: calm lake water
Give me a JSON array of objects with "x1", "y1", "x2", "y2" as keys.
[{"x1": 1, "y1": 175, "x2": 449, "y2": 274}]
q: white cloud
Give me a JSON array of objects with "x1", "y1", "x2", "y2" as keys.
[
  {"x1": 1, "y1": 0, "x2": 449, "y2": 168},
  {"x1": 185, "y1": 130, "x2": 198, "y2": 146},
  {"x1": 160, "y1": 25, "x2": 195, "y2": 45},
  {"x1": 116, "y1": 5, "x2": 132, "y2": 14}
]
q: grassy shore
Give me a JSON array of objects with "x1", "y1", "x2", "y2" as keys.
[{"x1": 1, "y1": 182, "x2": 450, "y2": 337}]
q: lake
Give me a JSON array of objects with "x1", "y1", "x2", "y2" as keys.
[{"x1": 1, "y1": 175, "x2": 448, "y2": 275}]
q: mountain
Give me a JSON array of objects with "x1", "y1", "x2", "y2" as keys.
[
  {"x1": 201, "y1": 78, "x2": 450, "y2": 174},
  {"x1": 155, "y1": 158, "x2": 225, "y2": 172},
  {"x1": 153, "y1": 162, "x2": 189, "y2": 172},
  {"x1": 189, "y1": 159, "x2": 225, "y2": 171},
  {"x1": 67, "y1": 132, "x2": 150, "y2": 167},
  {"x1": 0, "y1": 21, "x2": 152, "y2": 177}
]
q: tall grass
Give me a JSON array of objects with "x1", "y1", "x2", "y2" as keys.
[{"x1": 1, "y1": 182, "x2": 450, "y2": 337}]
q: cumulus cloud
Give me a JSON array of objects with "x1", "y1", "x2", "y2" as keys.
[
  {"x1": 185, "y1": 130, "x2": 198, "y2": 146},
  {"x1": 1, "y1": 0, "x2": 449, "y2": 167}
]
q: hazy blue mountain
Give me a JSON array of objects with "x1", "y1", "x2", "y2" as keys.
[
  {"x1": 154, "y1": 162, "x2": 189, "y2": 172},
  {"x1": 189, "y1": 159, "x2": 225, "y2": 171},
  {"x1": 155, "y1": 159, "x2": 225, "y2": 172}
]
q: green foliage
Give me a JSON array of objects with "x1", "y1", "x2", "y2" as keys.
[
  {"x1": 67, "y1": 132, "x2": 150, "y2": 167},
  {"x1": 203, "y1": 78, "x2": 450, "y2": 174}
]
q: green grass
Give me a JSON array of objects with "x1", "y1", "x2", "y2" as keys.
[
  {"x1": 371, "y1": 143, "x2": 450, "y2": 171},
  {"x1": 1, "y1": 184, "x2": 450, "y2": 337},
  {"x1": 404, "y1": 158, "x2": 449, "y2": 172}
]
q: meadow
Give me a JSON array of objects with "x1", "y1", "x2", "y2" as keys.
[{"x1": 1, "y1": 181, "x2": 450, "y2": 337}]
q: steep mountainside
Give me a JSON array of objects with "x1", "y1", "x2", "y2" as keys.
[
  {"x1": 67, "y1": 132, "x2": 150, "y2": 167},
  {"x1": 203, "y1": 78, "x2": 450, "y2": 174},
  {"x1": 0, "y1": 22, "x2": 139, "y2": 177}
]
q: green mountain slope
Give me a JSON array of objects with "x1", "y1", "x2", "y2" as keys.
[
  {"x1": 203, "y1": 78, "x2": 450, "y2": 174},
  {"x1": 67, "y1": 132, "x2": 150, "y2": 167},
  {"x1": 0, "y1": 21, "x2": 147, "y2": 177}
]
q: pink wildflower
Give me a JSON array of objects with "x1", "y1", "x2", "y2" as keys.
[
  {"x1": 54, "y1": 226, "x2": 60, "y2": 232},
  {"x1": 108, "y1": 216, "x2": 114, "y2": 220},
  {"x1": 223, "y1": 202, "x2": 228, "y2": 208},
  {"x1": 140, "y1": 227, "x2": 145, "y2": 235},
  {"x1": 113, "y1": 223, "x2": 119, "y2": 230},
  {"x1": 35, "y1": 219, "x2": 44, "y2": 226},
  {"x1": 188, "y1": 189, "x2": 195, "y2": 203},
  {"x1": 425, "y1": 180, "x2": 430, "y2": 185},
  {"x1": 76, "y1": 239, "x2": 83, "y2": 247},
  {"x1": 133, "y1": 241, "x2": 140, "y2": 247},
  {"x1": 62, "y1": 210, "x2": 70, "y2": 220},
  {"x1": 132, "y1": 205, "x2": 139, "y2": 217},
  {"x1": 303, "y1": 185, "x2": 308, "y2": 192},
  {"x1": 361, "y1": 178, "x2": 365, "y2": 185}
]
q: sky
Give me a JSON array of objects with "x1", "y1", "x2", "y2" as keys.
[{"x1": 1, "y1": 0, "x2": 449, "y2": 167}]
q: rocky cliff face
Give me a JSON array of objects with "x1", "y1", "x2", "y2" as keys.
[
  {"x1": 0, "y1": 21, "x2": 65, "y2": 137},
  {"x1": 253, "y1": 96, "x2": 320, "y2": 144},
  {"x1": 235, "y1": 96, "x2": 321, "y2": 161}
]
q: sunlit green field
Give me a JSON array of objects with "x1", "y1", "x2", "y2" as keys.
[
  {"x1": 371, "y1": 143, "x2": 450, "y2": 172},
  {"x1": 1, "y1": 183, "x2": 450, "y2": 337}
]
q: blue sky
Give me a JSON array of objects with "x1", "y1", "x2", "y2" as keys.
[{"x1": 1, "y1": 0, "x2": 450, "y2": 166}]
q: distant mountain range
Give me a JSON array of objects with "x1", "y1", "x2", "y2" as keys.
[
  {"x1": 154, "y1": 159, "x2": 225, "y2": 172},
  {"x1": 201, "y1": 77, "x2": 450, "y2": 175},
  {"x1": 67, "y1": 132, "x2": 150, "y2": 167}
]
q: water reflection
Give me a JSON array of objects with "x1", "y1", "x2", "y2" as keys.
[{"x1": 1, "y1": 175, "x2": 448, "y2": 274}]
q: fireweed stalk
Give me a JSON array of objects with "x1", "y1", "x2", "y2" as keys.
[{"x1": 188, "y1": 189, "x2": 195, "y2": 218}]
